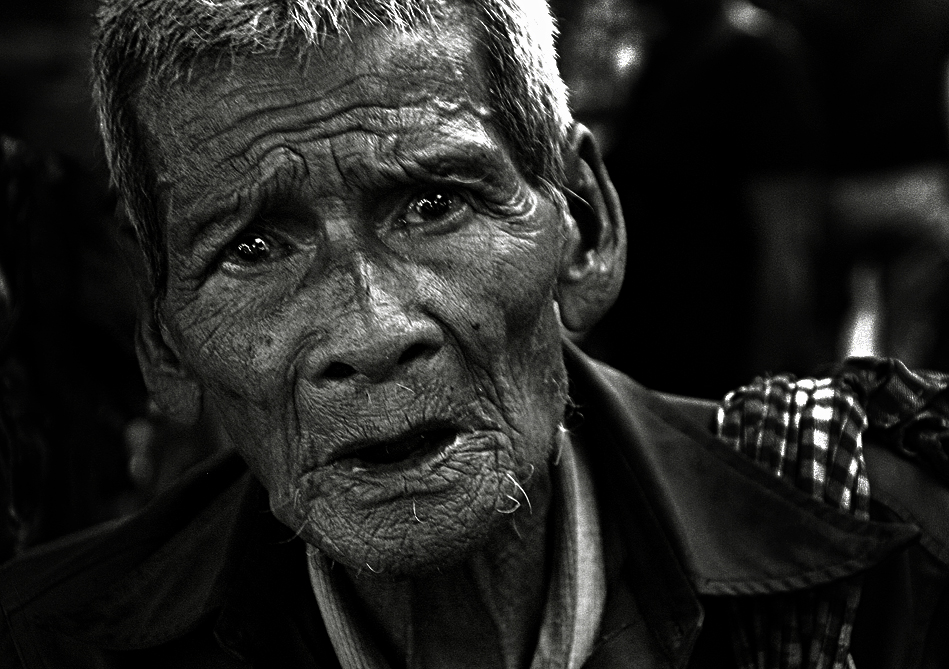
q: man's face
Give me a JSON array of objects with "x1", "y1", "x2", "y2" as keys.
[{"x1": 134, "y1": 13, "x2": 572, "y2": 574}]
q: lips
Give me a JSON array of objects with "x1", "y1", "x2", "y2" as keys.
[{"x1": 330, "y1": 424, "x2": 460, "y2": 470}]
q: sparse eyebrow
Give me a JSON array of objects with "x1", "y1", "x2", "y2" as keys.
[
  {"x1": 180, "y1": 146, "x2": 309, "y2": 251},
  {"x1": 371, "y1": 133, "x2": 523, "y2": 193},
  {"x1": 173, "y1": 125, "x2": 521, "y2": 253}
]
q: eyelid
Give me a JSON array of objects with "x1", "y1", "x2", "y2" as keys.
[
  {"x1": 412, "y1": 173, "x2": 530, "y2": 222},
  {"x1": 215, "y1": 226, "x2": 291, "y2": 275},
  {"x1": 397, "y1": 187, "x2": 471, "y2": 232}
]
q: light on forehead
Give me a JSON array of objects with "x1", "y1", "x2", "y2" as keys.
[{"x1": 94, "y1": 0, "x2": 572, "y2": 287}]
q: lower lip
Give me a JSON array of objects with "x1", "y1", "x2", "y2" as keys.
[{"x1": 304, "y1": 430, "x2": 501, "y2": 506}]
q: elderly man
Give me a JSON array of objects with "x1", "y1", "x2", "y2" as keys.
[{"x1": 2, "y1": 0, "x2": 948, "y2": 667}]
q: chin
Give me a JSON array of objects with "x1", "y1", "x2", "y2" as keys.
[
  {"x1": 302, "y1": 506, "x2": 507, "y2": 579},
  {"x1": 279, "y1": 456, "x2": 534, "y2": 578}
]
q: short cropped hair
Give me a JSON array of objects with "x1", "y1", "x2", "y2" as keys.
[{"x1": 92, "y1": 0, "x2": 572, "y2": 290}]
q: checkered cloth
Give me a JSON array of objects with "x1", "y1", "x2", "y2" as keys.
[{"x1": 715, "y1": 357, "x2": 949, "y2": 669}]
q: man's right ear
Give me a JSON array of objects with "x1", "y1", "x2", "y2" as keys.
[{"x1": 135, "y1": 302, "x2": 203, "y2": 426}]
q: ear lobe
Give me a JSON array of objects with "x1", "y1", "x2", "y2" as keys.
[
  {"x1": 135, "y1": 309, "x2": 203, "y2": 426},
  {"x1": 556, "y1": 123, "x2": 627, "y2": 336}
]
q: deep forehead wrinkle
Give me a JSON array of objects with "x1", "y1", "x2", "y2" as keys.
[
  {"x1": 150, "y1": 47, "x2": 492, "y2": 189},
  {"x1": 202, "y1": 93, "x2": 491, "y2": 160},
  {"x1": 190, "y1": 97, "x2": 495, "y2": 199},
  {"x1": 191, "y1": 69, "x2": 480, "y2": 145},
  {"x1": 148, "y1": 82, "x2": 493, "y2": 214}
]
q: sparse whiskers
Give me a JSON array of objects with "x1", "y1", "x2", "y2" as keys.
[
  {"x1": 495, "y1": 469, "x2": 532, "y2": 515},
  {"x1": 553, "y1": 423, "x2": 569, "y2": 466},
  {"x1": 365, "y1": 562, "x2": 382, "y2": 574}
]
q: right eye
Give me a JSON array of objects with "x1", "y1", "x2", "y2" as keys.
[
  {"x1": 396, "y1": 188, "x2": 469, "y2": 234},
  {"x1": 220, "y1": 230, "x2": 287, "y2": 270},
  {"x1": 232, "y1": 234, "x2": 271, "y2": 263}
]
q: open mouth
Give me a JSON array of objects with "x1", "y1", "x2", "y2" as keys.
[{"x1": 347, "y1": 427, "x2": 459, "y2": 468}]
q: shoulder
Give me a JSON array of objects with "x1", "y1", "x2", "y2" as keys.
[
  {"x1": 712, "y1": 359, "x2": 949, "y2": 569},
  {"x1": 863, "y1": 437, "x2": 949, "y2": 566},
  {"x1": 0, "y1": 451, "x2": 253, "y2": 667},
  {"x1": 569, "y1": 341, "x2": 949, "y2": 569},
  {"x1": 0, "y1": 450, "x2": 249, "y2": 612}
]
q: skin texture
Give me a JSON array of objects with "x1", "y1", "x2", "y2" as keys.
[
  {"x1": 135, "y1": 15, "x2": 570, "y2": 574},
  {"x1": 131, "y1": 6, "x2": 625, "y2": 666}
]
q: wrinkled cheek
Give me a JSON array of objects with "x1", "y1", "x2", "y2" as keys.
[
  {"x1": 170, "y1": 291, "x2": 293, "y2": 393},
  {"x1": 476, "y1": 263, "x2": 564, "y2": 399},
  {"x1": 170, "y1": 299, "x2": 304, "y2": 476}
]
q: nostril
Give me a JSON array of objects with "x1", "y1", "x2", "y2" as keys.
[
  {"x1": 324, "y1": 361, "x2": 357, "y2": 380},
  {"x1": 315, "y1": 327, "x2": 443, "y2": 383},
  {"x1": 397, "y1": 342, "x2": 433, "y2": 366}
]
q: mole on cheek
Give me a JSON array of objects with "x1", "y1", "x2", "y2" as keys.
[{"x1": 249, "y1": 333, "x2": 277, "y2": 362}]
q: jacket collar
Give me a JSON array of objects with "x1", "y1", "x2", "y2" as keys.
[
  {"x1": 55, "y1": 343, "x2": 919, "y2": 666},
  {"x1": 562, "y1": 340, "x2": 919, "y2": 667}
]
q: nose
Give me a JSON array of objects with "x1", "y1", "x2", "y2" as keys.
[
  {"x1": 317, "y1": 312, "x2": 444, "y2": 382},
  {"x1": 304, "y1": 259, "x2": 444, "y2": 383}
]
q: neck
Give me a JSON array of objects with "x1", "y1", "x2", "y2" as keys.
[{"x1": 347, "y1": 469, "x2": 554, "y2": 669}]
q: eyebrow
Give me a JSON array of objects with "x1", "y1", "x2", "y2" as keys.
[
  {"x1": 177, "y1": 127, "x2": 517, "y2": 252},
  {"x1": 181, "y1": 146, "x2": 309, "y2": 251},
  {"x1": 367, "y1": 132, "x2": 520, "y2": 194}
]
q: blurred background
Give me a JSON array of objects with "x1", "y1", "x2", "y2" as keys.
[
  {"x1": 552, "y1": 0, "x2": 949, "y2": 398},
  {"x1": 1, "y1": 0, "x2": 220, "y2": 561},
  {"x1": 4, "y1": 0, "x2": 949, "y2": 559}
]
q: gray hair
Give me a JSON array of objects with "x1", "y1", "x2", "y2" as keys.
[{"x1": 92, "y1": 0, "x2": 572, "y2": 289}]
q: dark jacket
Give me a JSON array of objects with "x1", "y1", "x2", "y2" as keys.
[{"x1": 1, "y1": 348, "x2": 947, "y2": 668}]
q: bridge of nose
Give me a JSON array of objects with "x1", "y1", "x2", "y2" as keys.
[{"x1": 301, "y1": 244, "x2": 443, "y2": 383}]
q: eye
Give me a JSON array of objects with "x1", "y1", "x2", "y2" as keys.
[
  {"x1": 398, "y1": 189, "x2": 467, "y2": 231},
  {"x1": 234, "y1": 235, "x2": 271, "y2": 262},
  {"x1": 220, "y1": 230, "x2": 286, "y2": 270}
]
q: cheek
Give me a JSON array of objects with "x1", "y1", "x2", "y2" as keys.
[
  {"x1": 164, "y1": 294, "x2": 305, "y2": 489},
  {"x1": 167, "y1": 288, "x2": 295, "y2": 402},
  {"x1": 417, "y1": 235, "x2": 567, "y2": 467},
  {"x1": 420, "y1": 227, "x2": 564, "y2": 355}
]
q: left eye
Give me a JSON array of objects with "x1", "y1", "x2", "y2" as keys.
[{"x1": 399, "y1": 190, "x2": 466, "y2": 229}]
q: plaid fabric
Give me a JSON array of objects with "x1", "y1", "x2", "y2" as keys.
[
  {"x1": 715, "y1": 357, "x2": 949, "y2": 669},
  {"x1": 717, "y1": 375, "x2": 868, "y2": 669},
  {"x1": 834, "y1": 357, "x2": 949, "y2": 485}
]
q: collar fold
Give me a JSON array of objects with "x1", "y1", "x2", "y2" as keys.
[{"x1": 564, "y1": 341, "x2": 918, "y2": 598}]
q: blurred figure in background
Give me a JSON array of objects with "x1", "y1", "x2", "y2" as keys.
[
  {"x1": 0, "y1": 3, "x2": 234, "y2": 561},
  {"x1": 557, "y1": 0, "x2": 829, "y2": 399},
  {"x1": 756, "y1": 0, "x2": 949, "y2": 371}
]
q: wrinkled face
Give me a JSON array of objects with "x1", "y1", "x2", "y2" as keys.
[{"x1": 134, "y1": 14, "x2": 572, "y2": 574}]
